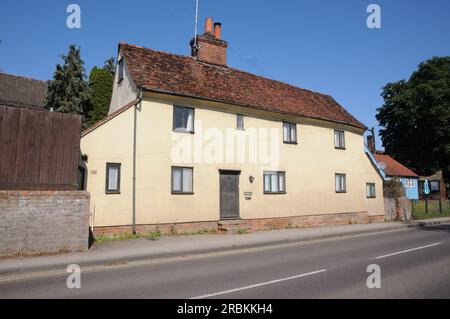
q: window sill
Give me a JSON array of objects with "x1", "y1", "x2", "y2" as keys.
[
  {"x1": 173, "y1": 129, "x2": 195, "y2": 134},
  {"x1": 117, "y1": 78, "x2": 124, "y2": 85},
  {"x1": 336, "y1": 191, "x2": 347, "y2": 194},
  {"x1": 367, "y1": 196, "x2": 376, "y2": 199},
  {"x1": 171, "y1": 192, "x2": 194, "y2": 195},
  {"x1": 106, "y1": 191, "x2": 121, "y2": 195},
  {"x1": 264, "y1": 192, "x2": 287, "y2": 195},
  {"x1": 335, "y1": 147, "x2": 346, "y2": 150},
  {"x1": 283, "y1": 141, "x2": 298, "y2": 145}
]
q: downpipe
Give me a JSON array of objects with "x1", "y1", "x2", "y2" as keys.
[{"x1": 132, "y1": 88, "x2": 143, "y2": 234}]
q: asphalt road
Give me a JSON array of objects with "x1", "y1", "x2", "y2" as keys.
[{"x1": 1, "y1": 224, "x2": 450, "y2": 299}]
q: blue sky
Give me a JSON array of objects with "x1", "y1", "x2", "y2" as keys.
[{"x1": 1, "y1": 0, "x2": 449, "y2": 149}]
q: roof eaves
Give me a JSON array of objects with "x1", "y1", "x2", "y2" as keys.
[
  {"x1": 81, "y1": 99, "x2": 140, "y2": 137},
  {"x1": 141, "y1": 87, "x2": 367, "y2": 130}
]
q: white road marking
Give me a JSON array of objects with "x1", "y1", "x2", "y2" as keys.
[
  {"x1": 373, "y1": 242, "x2": 443, "y2": 260},
  {"x1": 190, "y1": 269, "x2": 327, "y2": 299}
]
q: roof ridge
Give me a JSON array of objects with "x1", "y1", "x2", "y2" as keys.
[
  {"x1": 120, "y1": 43, "x2": 197, "y2": 64},
  {"x1": 121, "y1": 43, "x2": 334, "y2": 99},
  {"x1": 120, "y1": 42, "x2": 366, "y2": 129},
  {"x1": 0, "y1": 72, "x2": 48, "y2": 83}
]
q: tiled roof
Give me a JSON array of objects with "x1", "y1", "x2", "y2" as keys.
[
  {"x1": 120, "y1": 43, "x2": 366, "y2": 129},
  {"x1": 374, "y1": 153, "x2": 419, "y2": 178},
  {"x1": 0, "y1": 73, "x2": 47, "y2": 109}
]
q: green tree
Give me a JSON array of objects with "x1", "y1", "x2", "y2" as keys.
[
  {"x1": 88, "y1": 62, "x2": 114, "y2": 125},
  {"x1": 376, "y1": 57, "x2": 450, "y2": 182},
  {"x1": 45, "y1": 45, "x2": 91, "y2": 128},
  {"x1": 103, "y1": 57, "x2": 115, "y2": 77}
]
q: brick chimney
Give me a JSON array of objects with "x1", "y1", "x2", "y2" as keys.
[
  {"x1": 191, "y1": 17, "x2": 228, "y2": 66},
  {"x1": 367, "y1": 135, "x2": 375, "y2": 153}
]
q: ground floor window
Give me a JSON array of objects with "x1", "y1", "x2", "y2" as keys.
[
  {"x1": 106, "y1": 163, "x2": 121, "y2": 194},
  {"x1": 171, "y1": 166, "x2": 193, "y2": 194},
  {"x1": 366, "y1": 183, "x2": 376, "y2": 198},
  {"x1": 335, "y1": 173, "x2": 346, "y2": 193},
  {"x1": 264, "y1": 171, "x2": 286, "y2": 194}
]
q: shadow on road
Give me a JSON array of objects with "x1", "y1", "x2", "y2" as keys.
[{"x1": 416, "y1": 224, "x2": 450, "y2": 234}]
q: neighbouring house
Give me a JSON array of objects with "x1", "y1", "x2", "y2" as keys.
[
  {"x1": 80, "y1": 18, "x2": 385, "y2": 235},
  {"x1": 419, "y1": 171, "x2": 447, "y2": 200},
  {"x1": 366, "y1": 135, "x2": 420, "y2": 200},
  {"x1": 0, "y1": 73, "x2": 89, "y2": 256},
  {"x1": 0, "y1": 72, "x2": 47, "y2": 109}
]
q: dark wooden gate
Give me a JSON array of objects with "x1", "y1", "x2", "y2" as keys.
[
  {"x1": 220, "y1": 170, "x2": 240, "y2": 219},
  {"x1": 0, "y1": 106, "x2": 81, "y2": 190}
]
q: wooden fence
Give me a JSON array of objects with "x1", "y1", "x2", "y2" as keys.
[{"x1": 0, "y1": 105, "x2": 81, "y2": 190}]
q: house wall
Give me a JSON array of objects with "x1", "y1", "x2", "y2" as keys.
[
  {"x1": 81, "y1": 93, "x2": 385, "y2": 229},
  {"x1": 109, "y1": 51, "x2": 137, "y2": 114}
]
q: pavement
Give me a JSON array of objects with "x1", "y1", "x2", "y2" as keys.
[
  {"x1": 1, "y1": 219, "x2": 449, "y2": 298},
  {"x1": 1, "y1": 217, "x2": 449, "y2": 278}
]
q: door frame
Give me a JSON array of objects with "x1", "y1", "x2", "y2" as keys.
[{"x1": 219, "y1": 169, "x2": 241, "y2": 220}]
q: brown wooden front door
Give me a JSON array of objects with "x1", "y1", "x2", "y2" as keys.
[{"x1": 220, "y1": 170, "x2": 240, "y2": 219}]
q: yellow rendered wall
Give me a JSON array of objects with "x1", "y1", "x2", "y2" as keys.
[{"x1": 81, "y1": 95, "x2": 385, "y2": 227}]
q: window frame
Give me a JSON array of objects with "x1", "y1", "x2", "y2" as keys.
[
  {"x1": 173, "y1": 105, "x2": 195, "y2": 134},
  {"x1": 430, "y1": 181, "x2": 440, "y2": 192},
  {"x1": 283, "y1": 122, "x2": 297, "y2": 144},
  {"x1": 263, "y1": 171, "x2": 286, "y2": 194},
  {"x1": 171, "y1": 166, "x2": 194, "y2": 195},
  {"x1": 335, "y1": 173, "x2": 347, "y2": 193},
  {"x1": 366, "y1": 183, "x2": 376, "y2": 198},
  {"x1": 236, "y1": 114, "x2": 244, "y2": 130},
  {"x1": 118, "y1": 58, "x2": 124, "y2": 84},
  {"x1": 105, "y1": 163, "x2": 121, "y2": 194},
  {"x1": 334, "y1": 130, "x2": 346, "y2": 149}
]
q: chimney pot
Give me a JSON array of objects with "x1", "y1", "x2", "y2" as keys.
[
  {"x1": 205, "y1": 17, "x2": 213, "y2": 34},
  {"x1": 214, "y1": 22, "x2": 222, "y2": 39}
]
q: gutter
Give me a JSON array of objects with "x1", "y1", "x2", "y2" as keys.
[{"x1": 364, "y1": 145, "x2": 386, "y2": 180}]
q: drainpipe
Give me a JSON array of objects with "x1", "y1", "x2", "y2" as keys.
[{"x1": 132, "y1": 88, "x2": 143, "y2": 234}]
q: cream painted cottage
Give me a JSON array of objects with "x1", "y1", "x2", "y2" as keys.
[{"x1": 81, "y1": 18, "x2": 385, "y2": 235}]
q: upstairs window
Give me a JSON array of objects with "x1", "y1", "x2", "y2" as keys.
[
  {"x1": 334, "y1": 130, "x2": 345, "y2": 149},
  {"x1": 106, "y1": 163, "x2": 121, "y2": 194},
  {"x1": 118, "y1": 58, "x2": 124, "y2": 83},
  {"x1": 171, "y1": 167, "x2": 193, "y2": 194},
  {"x1": 366, "y1": 183, "x2": 376, "y2": 198},
  {"x1": 236, "y1": 114, "x2": 244, "y2": 130},
  {"x1": 264, "y1": 171, "x2": 286, "y2": 194},
  {"x1": 173, "y1": 106, "x2": 194, "y2": 133},
  {"x1": 283, "y1": 122, "x2": 297, "y2": 144},
  {"x1": 335, "y1": 173, "x2": 346, "y2": 193}
]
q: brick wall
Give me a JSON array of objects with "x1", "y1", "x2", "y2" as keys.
[
  {"x1": 0, "y1": 191, "x2": 90, "y2": 257},
  {"x1": 93, "y1": 211, "x2": 382, "y2": 236}
]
